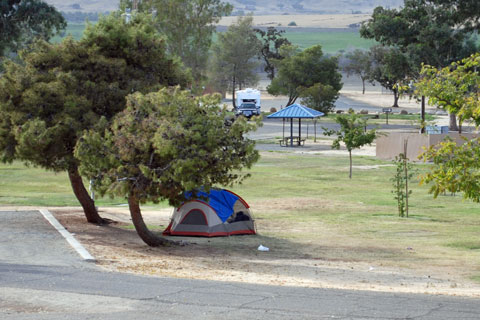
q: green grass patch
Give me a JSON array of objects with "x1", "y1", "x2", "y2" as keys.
[
  {"x1": 0, "y1": 161, "x2": 169, "y2": 208},
  {"x1": 53, "y1": 23, "x2": 375, "y2": 54},
  {"x1": 283, "y1": 30, "x2": 376, "y2": 53},
  {"x1": 447, "y1": 241, "x2": 480, "y2": 250},
  {"x1": 51, "y1": 23, "x2": 88, "y2": 43},
  {"x1": 2, "y1": 152, "x2": 480, "y2": 281}
]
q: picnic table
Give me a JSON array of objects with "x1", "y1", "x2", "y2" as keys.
[{"x1": 279, "y1": 136, "x2": 306, "y2": 147}]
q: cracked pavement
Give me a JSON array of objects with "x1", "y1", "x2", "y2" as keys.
[{"x1": 1, "y1": 210, "x2": 479, "y2": 319}]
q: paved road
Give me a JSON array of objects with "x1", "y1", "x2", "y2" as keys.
[
  {"x1": 260, "y1": 94, "x2": 416, "y2": 114},
  {"x1": 248, "y1": 118, "x2": 416, "y2": 142},
  {"x1": 1, "y1": 210, "x2": 480, "y2": 319}
]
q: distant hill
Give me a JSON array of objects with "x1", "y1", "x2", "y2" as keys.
[{"x1": 45, "y1": 0, "x2": 403, "y2": 14}]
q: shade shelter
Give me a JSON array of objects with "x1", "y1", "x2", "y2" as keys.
[{"x1": 267, "y1": 104, "x2": 324, "y2": 147}]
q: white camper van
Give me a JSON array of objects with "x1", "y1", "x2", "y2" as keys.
[{"x1": 235, "y1": 88, "x2": 261, "y2": 118}]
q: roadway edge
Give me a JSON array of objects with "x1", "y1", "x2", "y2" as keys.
[{"x1": 39, "y1": 209, "x2": 96, "y2": 262}]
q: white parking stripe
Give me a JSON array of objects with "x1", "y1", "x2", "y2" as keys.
[{"x1": 39, "y1": 209, "x2": 96, "y2": 262}]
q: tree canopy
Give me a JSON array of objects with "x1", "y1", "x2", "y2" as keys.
[
  {"x1": 121, "y1": 0, "x2": 232, "y2": 86},
  {"x1": 421, "y1": 137, "x2": 480, "y2": 202},
  {"x1": 267, "y1": 45, "x2": 342, "y2": 107},
  {"x1": 0, "y1": 0, "x2": 66, "y2": 57},
  {"x1": 210, "y1": 15, "x2": 261, "y2": 107},
  {"x1": 415, "y1": 53, "x2": 480, "y2": 131},
  {"x1": 420, "y1": 54, "x2": 480, "y2": 203},
  {"x1": 299, "y1": 83, "x2": 339, "y2": 115},
  {"x1": 323, "y1": 114, "x2": 378, "y2": 179},
  {"x1": 430, "y1": 0, "x2": 480, "y2": 31},
  {"x1": 343, "y1": 49, "x2": 372, "y2": 95},
  {"x1": 368, "y1": 45, "x2": 414, "y2": 108},
  {"x1": 0, "y1": 13, "x2": 189, "y2": 223},
  {"x1": 360, "y1": 0, "x2": 477, "y2": 69},
  {"x1": 75, "y1": 88, "x2": 260, "y2": 246},
  {"x1": 254, "y1": 27, "x2": 291, "y2": 80},
  {"x1": 360, "y1": 0, "x2": 478, "y2": 126}
]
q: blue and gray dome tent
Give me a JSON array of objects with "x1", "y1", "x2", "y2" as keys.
[
  {"x1": 163, "y1": 189, "x2": 255, "y2": 237},
  {"x1": 267, "y1": 104, "x2": 324, "y2": 147}
]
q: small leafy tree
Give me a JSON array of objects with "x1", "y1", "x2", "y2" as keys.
[
  {"x1": 419, "y1": 53, "x2": 480, "y2": 202},
  {"x1": 421, "y1": 137, "x2": 480, "y2": 202},
  {"x1": 268, "y1": 45, "x2": 342, "y2": 106},
  {"x1": 75, "y1": 88, "x2": 260, "y2": 246},
  {"x1": 415, "y1": 53, "x2": 480, "y2": 132},
  {"x1": 323, "y1": 114, "x2": 378, "y2": 179},
  {"x1": 343, "y1": 49, "x2": 372, "y2": 95},
  {"x1": 299, "y1": 83, "x2": 339, "y2": 115},
  {"x1": 368, "y1": 45, "x2": 413, "y2": 108},
  {"x1": 391, "y1": 140, "x2": 414, "y2": 217}
]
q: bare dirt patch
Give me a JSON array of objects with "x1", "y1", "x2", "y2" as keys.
[
  {"x1": 51, "y1": 206, "x2": 480, "y2": 297},
  {"x1": 341, "y1": 90, "x2": 436, "y2": 111}
]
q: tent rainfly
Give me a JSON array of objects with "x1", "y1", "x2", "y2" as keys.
[
  {"x1": 163, "y1": 189, "x2": 255, "y2": 237},
  {"x1": 267, "y1": 104, "x2": 325, "y2": 147}
]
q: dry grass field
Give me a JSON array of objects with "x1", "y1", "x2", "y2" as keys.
[
  {"x1": 44, "y1": 0, "x2": 118, "y2": 12},
  {"x1": 219, "y1": 14, "x2": 371, "y2": 28},
  {"x1": 44, "y1": 0, "x2": 403, "y2": 15}
]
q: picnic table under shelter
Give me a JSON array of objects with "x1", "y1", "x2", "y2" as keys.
[{"x1": 267, "y1": 104, "x2": 325, "y2": 147}]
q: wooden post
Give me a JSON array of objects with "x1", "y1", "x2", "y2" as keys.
[
  {"x1": 299, "y1": 118, "x2": 301, "y2": 143},
  {"x1": 421, "y1": 96, "x2": 426, "y2": 134}
]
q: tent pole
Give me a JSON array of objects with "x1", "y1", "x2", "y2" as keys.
[
  {"x1": 283, "y1": 118, "x2": 285, "y2": 140},
  {"x1": 314, "y1": 120, "x2": 317, "y2": 142},
  {"x1": 307, "y1": 120, "x2": 309, "y2": 138}
]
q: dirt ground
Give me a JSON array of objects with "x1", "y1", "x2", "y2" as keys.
[
  {"x1": 47, "y1": 204, "x2": 480, "y2": 298},
  {"x1": 341, "y1": 90, "x2": 437, "y2": 112}
]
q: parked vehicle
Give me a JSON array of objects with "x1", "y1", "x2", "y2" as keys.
[{"x1": 235, "y1": 88, "x2": 261, "y2": 118}]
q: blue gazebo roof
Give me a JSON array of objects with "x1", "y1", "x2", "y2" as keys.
[{"x1": 267, "y1": 104, "x2": 325, "y2": 119}]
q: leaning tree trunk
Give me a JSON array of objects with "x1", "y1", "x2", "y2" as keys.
[
  {"x1": 287, "y1": 94, "x2": 298, "y2": 107},
  {"x1": 128, "y1": 194, "x2": 172, "y2": 247},
  {"x1": 449, "y1": 113, "x2": 459, "y2": 131},
  {"x1": 68, "y1": 166, "x2": 104, "y2": 224}
]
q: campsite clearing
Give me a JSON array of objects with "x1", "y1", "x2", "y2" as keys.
[{"x1": 2, "y1": 150, "x2": 480, "y2": 297}]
